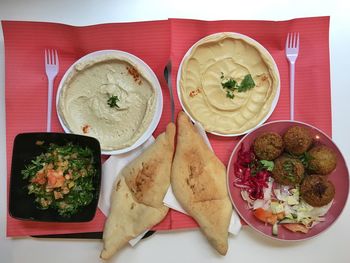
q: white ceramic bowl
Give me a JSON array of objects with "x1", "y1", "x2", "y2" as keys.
[
  {"x1": 56, "y1": 50, "x2": 163, "y2": 155},
  {"x1": 177, "y1": 32, "x2": 280, "y2": 137}
]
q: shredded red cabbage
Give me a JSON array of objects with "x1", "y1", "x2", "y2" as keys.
[{"x1": 233, "y1": 145, "x2": 271, "y2": 200}]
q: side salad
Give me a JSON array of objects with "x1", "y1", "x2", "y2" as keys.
[
  {"x1": 22, "y1": 142, "x2": 97, "y2": 217},
  {"x1": 234, "y1": 145, "x2": 333, "y2": 236}
]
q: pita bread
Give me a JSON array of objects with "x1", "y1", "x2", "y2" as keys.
[
  {"x1": 101, "y1": 123, "x2": 176, "y2": 260},
  {"x1": 171, "y1": 112, "x2": 232, "y2": 255}
]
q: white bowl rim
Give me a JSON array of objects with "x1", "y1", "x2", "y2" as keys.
[{"x1": 56, "y1": 49, "x2": 163, "y2": 155}]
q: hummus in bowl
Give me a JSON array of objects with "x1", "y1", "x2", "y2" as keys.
[
  {"x1": 177, "y1": 32, "x2": 280, "y2": 136},
  {"x1": 57, "y1": 50, "x2": 162, "y2": 154}
]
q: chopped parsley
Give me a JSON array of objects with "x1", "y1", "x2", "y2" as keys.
[
  {"x1": 107, "y1": 95, "x2": 120, "y2": 108},
  {"x1": 220, "y1": 72, "x2": 256, "y2": 99}
]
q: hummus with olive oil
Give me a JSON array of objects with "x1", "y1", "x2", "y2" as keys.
[
  {"x1": 58, "y1": 55, "x2": 156, "y2": 150},
  {"x1": 179, "y1": 33, "x2": 279, "y2": 135}
]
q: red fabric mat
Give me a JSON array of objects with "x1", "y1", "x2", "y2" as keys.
[
  {"x1": 3, "y1": 16, "x2": 331, "y2": 236},
  {"x1": 3, "y1": 20, "x2": 171, "y2": 237}
]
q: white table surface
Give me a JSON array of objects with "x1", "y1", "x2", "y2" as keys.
[{"x1": 1, "y1": 0, "x2": 349, "y2": 262}]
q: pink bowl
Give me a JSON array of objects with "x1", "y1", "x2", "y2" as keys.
[{"x1": 227, "y1": 120, "x2": 349, "y2": 241}]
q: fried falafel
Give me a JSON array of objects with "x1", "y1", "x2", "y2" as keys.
[
  {"x1": 253, "y1": 132, "x2": 284, "y2": 161},
  {"x1": 283, "y1": 125, "x2": 313, "y2": 155},
  {"x1": 308, "y1": 145, "x2": 337, "y2": 175},
  {"x1": 301, "y1": 174, "x2": 335, "y2": 207},
  {"x1": 272, "y1": 156, "x2": 305, "y2": 186}
]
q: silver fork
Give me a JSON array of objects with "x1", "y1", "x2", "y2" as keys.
[
  {"x1": 45, "y1": 49, "x2": 59, "y2": 132},
  {"x1": 163, "y1": 61, "x2": 175, "y2": 122},
  {"x1": 285, "y1": 32, "x2": 299, "y2": 121}
]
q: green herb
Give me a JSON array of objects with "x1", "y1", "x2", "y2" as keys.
[
  {"x1": 107, "y1": 95, "x2": 120, "y2": 108},
  {"x1": 283, "y1": 160, "x2": 296, "y2": 182},
  {"x1": 260, "y1": 160, "x2": 274, "y2": 171},
  {"x1": 237, "y1": 74, "x2": 255, "y2": 92},
  {"x1": 249, "y1": 159, "x2": 274, "y2": 176},
  {"x1": 220, "y1": 73, "x2": 255, "y2": 100},
  {"x1": 221, "y1": 78, "x2": 237, "y2": 89},
  {"x1": 226, "y1": 90, "x2": 235, "y2": 99},
  {"x1": 299, "y1": 152, "x2": 313, "y2": 169}
]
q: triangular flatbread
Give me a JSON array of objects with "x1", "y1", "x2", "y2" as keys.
[
  {"x1": 171, "y1": 112, "x2": 232, "y2": 255},
  {"x1": 101, "y1": 123, "x2": 176, "y2": 260}
]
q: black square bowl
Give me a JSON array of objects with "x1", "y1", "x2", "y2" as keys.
[{"x1": 9, "y1": 132, "x2": 102, "y2": 222}]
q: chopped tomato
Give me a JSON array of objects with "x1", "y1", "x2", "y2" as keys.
[
  {"x1": 253, "y1": 208, "x2": 278, "y2": 225},
  {"x1": 47, "y1": 169, "x2": 65, "y2": 188},
  {"x1": 282, "y1": 223, "x2": 309, "y2": 233},
  {"x1": 31, "y1": 172, "x2": 46, "y2": 185}
]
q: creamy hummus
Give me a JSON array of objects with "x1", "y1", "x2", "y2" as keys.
[
  {"x1": 58, "y1": 55, "x2": 156, "y2": 150},
  {"x1": 179, "y1": 33, "x2": 279, "y2": 135}
]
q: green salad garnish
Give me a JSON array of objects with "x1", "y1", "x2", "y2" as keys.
[{"x1": 22, "y1": 142, "x2": 97, "y2": 217}]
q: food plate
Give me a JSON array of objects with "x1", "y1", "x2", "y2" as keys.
[
  {"x1": 227, "y1": 120, "x2": 349, "y2": 240},
  {"x1": 56, "y1": 50, "x2": 163, "y2": 155},
  {"x1": 177, "y1": 32, "x2": 280, "y2": 136}
]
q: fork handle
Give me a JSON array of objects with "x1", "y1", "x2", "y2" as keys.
[
  {"x1": 47, "y1": 79, "x2": 54, "y2": 132},
  {"x1": 289, "y1": 62, "x2": 295, "y2": 121}
]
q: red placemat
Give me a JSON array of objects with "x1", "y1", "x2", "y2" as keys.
[
  {"x1": 2, "y1": 20, "x2": 172, "y2": 237},
  {"x1": 3, "y1": 16, "x2": 331, "y2": 237}
]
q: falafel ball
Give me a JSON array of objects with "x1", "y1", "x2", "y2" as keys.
[
  {"x1": 283, "y1": 125, "x2": 313, "y2": 155},
  {"x1": 272, "y1": 156, "x2": 305, "y2": 186},
  {"x1": 308, "y1": 145, "x2": 337, "y2": 175},
  {"x1": 301, "y1": 174, "x2": 335, "y2": 207},
  {"x1": 253, "y1": 132, "x2": 284, "y2": 161}
]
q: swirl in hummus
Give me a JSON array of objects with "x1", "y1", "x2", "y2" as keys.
[
  {"x1": 179, "y1": 33, "x2": 279, "y2": 135},
  {"x1": 58, "y1": 55, "x2": 156, "y2": 151}
]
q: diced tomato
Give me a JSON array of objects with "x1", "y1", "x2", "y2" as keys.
[
  {"x1": 282, "y1": 223, "x2": 309, "y2": 233},
  {"x1": 31, "y1": 172, "x2": 46, "y2": 185},
  {"x1": 47, "y1": 173, "x2": 57, "y2": 187},
  {"x1": 47, "y1": 169, "x2": 65, "y2": 188},
  {"x1": 253, "y1": 208, "x2": 278, "y2": 225}
]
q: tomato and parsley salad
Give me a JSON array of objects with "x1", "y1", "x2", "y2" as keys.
[{"x1": 21, "y1": 142, "x2": 97, "y2": 217}]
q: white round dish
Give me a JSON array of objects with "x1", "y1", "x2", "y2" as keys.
[
  {"x1": 177, "y1": 32, "x2": 280, "y2": 137},
  {"x1": 56, "y1": 50, "x2": 163, "y2": 155}
]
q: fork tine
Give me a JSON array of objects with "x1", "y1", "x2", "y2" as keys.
[
  {"x1": 296, "y1": 33, "x2": 300, "y2": 49},
  {"x1": 293, "y1": 32, "x2": 297, "y2": 48},
  {"x1": 289, "y1": 33, "x2": 293, "y2": 48},
  {"x1": 45, "y1": 49, "x2": 48, "y2": 64}
]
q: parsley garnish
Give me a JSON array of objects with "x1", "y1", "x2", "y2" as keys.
[
  {"x1": 107, "y1": 95, "x2": 120, "y2": 108},
  {"x1": 283, "y1": 160, "x2": 296, "y2": 182},
  {"x1": 220, "y1": 73, "x2": 255, "y2": 99},
  {"x1": 299, "y1": 152, "x2": 313, "y2": 169},
  {"x1": 237, "y1": 74, "x2": 255, "y2": 92}
]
